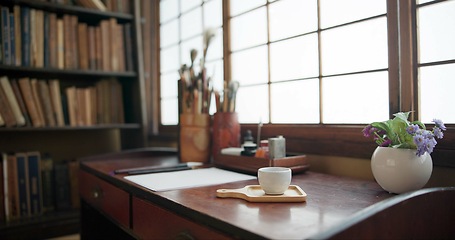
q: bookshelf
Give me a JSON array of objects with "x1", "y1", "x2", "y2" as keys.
[{"x1": 0, "y1": 0, "x2": 147, "y2": 238}]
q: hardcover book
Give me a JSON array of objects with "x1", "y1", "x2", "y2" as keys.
[
  {"x1": 27, "y1": 152, "x2": 43, "y2": 215},
  {"x1": 0, "y1": 76, "x2": 26, "y2": 126},
  {"x1": 30, "y1": 79, "x2": 46, "y2": 126},
  {"x1": 40, "y1": 154, "x2": 54, "y2": 212},
  {"x1": 20, "y1": 6, "x2": 31, "y2": 67},
  {"x1": 38, "y1": 80, "x2": 56, "y2": 127},
  {"x1": 5, "y1": 153, "x2": 20, "y2": 220},
  {"x1": 10, "y1": 79, "x2": 32, "y2": 126},
  {"x1": 53, "y1": 162, "x2": 71, "y2": 210},
  {"x1": 18, "y1": 78, "x2": 44, "y2": 127},
  {"x1": 1, "y1": 153, "x2": 5, "y2": 222},
  {"x1": 1, "y1": 7, "x2": 10, "y2": 65},
  {"x1": 77, "y1": 22, "x2": 89, "y2": 70},
  {"x1": 16, "y1": 152, "x2": 30, "y2": 217},
  {"x1": 48, "y1": 79, "x2": 65, "y2": 126},
  {"x1": 0, "y1": 79, "x2": 17, "y2": 127},
  {"x1": 14, "y1": 5, "x2": 21, "y2": 66},
  {"x1": 9, "y1": 14, "x2": 15, "y2": 65}
]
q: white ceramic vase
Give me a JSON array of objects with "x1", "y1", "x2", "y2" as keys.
[{"x1": 371, "y1": 146, "x2": 433, "y2": 194}]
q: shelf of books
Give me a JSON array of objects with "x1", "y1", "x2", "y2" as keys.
[
  {"x1": 0, "y1": 0, "x2": 139, "y2": 129},
  {"x1": 0, "y1": 152, "x2": 80, "y2": 239},
  {"x1": 0, "y1": 0, "x2": 145, "y2": 238}
]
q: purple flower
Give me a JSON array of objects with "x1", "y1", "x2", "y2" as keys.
[
  {"x1": 413, "y1": 134, "x2": 425, "y2": 147},
  {"x1": 434, "y1": 127, "x2": 444, "y2": 139},
  {"x1": 416, "y1": 144, "x2": 427, "y2": 156},
  {"x1": 406, "y1": 124, "x2": 420, "y2": 134},
  {"x1": 424, "y1": 138, "x2": 437, "y2": 154},
  {"x1": 362, "y1": 125, "x2": 373, "y2": 137},
  {"x1": 380, "y1": 139, "x2": 392, "y2": 147},
  {"x1": 433, "y1": 119, "x2": 446, "y2": 131},
  {"x1": 422, "y1": 130, "x2": 434, "y2": 139}
]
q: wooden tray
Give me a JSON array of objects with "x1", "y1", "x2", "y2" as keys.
[
  {"x1": 216, "y1": 185, "x2": 307, "y2": 203},
  {"x1": 214, "y1": 154, "x2": 309, "y2": 175}
]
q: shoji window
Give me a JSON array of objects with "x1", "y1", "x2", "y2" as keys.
[
  {"x1": 230, "y1": 0, "x2": 389, "y2": 124},
  {"x1": 416, "y1": 0, "x2": 455, "y2": 123}
]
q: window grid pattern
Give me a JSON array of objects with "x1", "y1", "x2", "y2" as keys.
[
  {"x1": 229, "y1": 0, "x2": 389, "y2": 124},
  {"x1": 416, "y1": 0, "x2": 455, "y2": 123}
]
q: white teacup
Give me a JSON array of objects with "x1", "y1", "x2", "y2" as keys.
[{"x1": 258, "y1": 167, "x2": 292, "y2": 195}]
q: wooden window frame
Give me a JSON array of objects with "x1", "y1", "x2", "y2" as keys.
[{"x1": 150, "y1": 0, "x2": 454, "y2": 167}]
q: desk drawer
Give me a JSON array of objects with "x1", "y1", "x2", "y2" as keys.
[
  {"x1": 79, "y1": 170, "x2": 130, "y2": 228},
  {"x1": 132, "y1": 197, "x2": 231, "y2": 240}
]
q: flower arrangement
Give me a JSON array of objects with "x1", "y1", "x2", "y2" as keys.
[{"x1": 363, "y1": 112, "x2": 446, "y2": 156}]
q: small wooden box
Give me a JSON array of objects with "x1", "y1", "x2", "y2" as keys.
[{"x1": 213, "y1": 154, "x2": 309, "y2": 175}]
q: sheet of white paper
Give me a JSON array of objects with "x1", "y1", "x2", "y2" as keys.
[{"x1": 124, "y1": 167, "x2": 256, "y2": 192}]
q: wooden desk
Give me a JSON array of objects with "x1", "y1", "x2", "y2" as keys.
[{"x1": 78, "y1": 148, "x2": 392, "y2": 239}]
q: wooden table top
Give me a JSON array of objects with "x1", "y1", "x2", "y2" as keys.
[{"x1": 80, "y1": 149, "x2": 392, "y2": 239}]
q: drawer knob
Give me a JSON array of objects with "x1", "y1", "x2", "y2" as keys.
[{"x1": 92, "y1": 187, "x2": 103, "y2": 199}]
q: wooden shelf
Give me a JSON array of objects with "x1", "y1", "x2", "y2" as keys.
[
  {"x1": 0, "y1": 124, "x2": 141, "y2": 132},
  {"x1": 0, "y1": 65, "x2": 137, "y2": 79},
  {"x1": 5, "y1": 0, "x2": 133, "y2": 22},
  {"x1": 0, "y1": 210, "x2": 80, "y2": 240}
]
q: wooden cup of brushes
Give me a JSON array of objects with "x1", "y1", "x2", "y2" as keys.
[{"x1": 179, "y1": 113, "x2": 211, "y2": 163}]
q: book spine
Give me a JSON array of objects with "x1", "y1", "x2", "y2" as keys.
[
  {"x1": 1, "y1": 153, "x2": 6, "y2": 222},
  {"x1": 27, "y1": 152, "x2": 42, "y2": 215},
  {"x1": 30, "y1": 79, "x2": 46, "y2": 126},
  {"x1": 123, "y1": 23, "x2": 133, "y2": 72},
  {"x1": 16, "y1": 153, "x2": 30, "y2": 217},
  {"x1": 57, "y1": 18, "x2": 64, "y2": 69},
  {"x1": 14, "y1": 5, "x2": 21, "y2": 66},
  {"x1": 49, "y1": 13, "x2": 58, "y2": 68},
  {"x1": 43, "y1": 12, "x2": 50, "y2": 67},
  {"x1": 30, "y1": 9, "x2": 36, "y2": 67},
  {"x1": 10, "y1": 79, "x2": 32, "y2": 126},
  {"x1": 18, "y1": 78, "x2": 44, "y2": 127},
  {"x1": 63, "y1": 14, "x2": 72, "y2": 69},
  {"x1": 65, "y1": 86, "x2": 78, "y2": 126},
  {"x1": 94, "y1": 26, "x2": 102, "y2": 70},
  {"x1": 48, "y1": 79, "x2": 65, "y2": 126},
  {"x1": 9, "y1": 14, "x2": 15, "y2": 66},
  {"x1": 0, "y1": 7, "x2": 2, "y2": 64},
  {"x1": 20, "y1": 6, "x2": 30, "y2": 67},
  {"x1": 6, "y1": 154, "x2": 20, "y2": 220},
  {"x1": 67, "y1": 160, "x2": 80, "y2": 209},
  {"x1": 40, "y1": 154, "x2": 54, "y2": 212},
  {"x1": 53, "y1": 162, "x2": 71, "y2": 210},
  {"x1": 38, "y1": 80, "x2": 56, "y2": 127},
  {"x1": 0, "y1": 76, "x2": 26, "y2": 126},
  {"x1": 0, "y1": 79, "x2": 17, "y2": 127},
  {"x1": 2, "y1": 7, "x2": 11, "y2": 65},
  {"x1": 100, "y1": 19, "x2": 110, "y2": 71},
  {"x1": 77, "y1": 22, "x2": 88, "y2": 70},
  {"x1": 87, "y1": 26, "x2": 96, "y2": 70},
  {"x1": 70, "y1": 15, "x2": 78, "y2": 69},
  {"x1": 34, "y1": 10, "x2": 44, "y2": 68}
]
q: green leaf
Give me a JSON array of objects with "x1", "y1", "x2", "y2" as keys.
[
  {"x1": 371, "y1": 121, "x2": 390, "y2": 132},
  {"x1": 393, "y1": 111, "x2": 411, "y2": 122}
]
